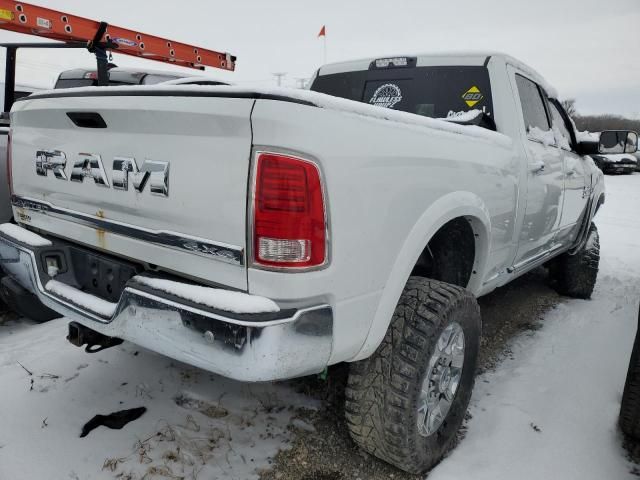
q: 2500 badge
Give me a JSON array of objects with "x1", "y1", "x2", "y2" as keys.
[{"x1": 35, "y1": 150, "x2": 169, "y2": 197}]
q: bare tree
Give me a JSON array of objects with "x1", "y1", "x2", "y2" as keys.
[
  {"x1": 573, "y1": 114, "x2": 640, "y2": 133},
  {"x1": 561, "y1": 99, "x2": 577, "y2": 117}
]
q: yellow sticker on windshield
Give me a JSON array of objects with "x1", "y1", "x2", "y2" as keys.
[{"x1": 462, "y1": 86, "x2": 484, "y2": 107}]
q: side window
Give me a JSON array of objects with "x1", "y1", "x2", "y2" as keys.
[
  {"x1": 548, "y1": 102, "x2": 573, "y2": 151},
  {"x1": 515, "y1": 74, "x2": 550, "y2": 133}
]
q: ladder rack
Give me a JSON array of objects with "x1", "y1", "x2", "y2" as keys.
[{"x1": 0, "y1": 0, "x2": 236, "y2": 71}]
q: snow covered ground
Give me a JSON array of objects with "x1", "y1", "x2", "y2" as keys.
[
  {"x1": 432, "y1": 173, "x2": 640, "y2": 480},
  {"x1": 0, "y1": 320, "x2": 317, "y2": 479},
  {"x1": 1, "y1": 175, "x2": 639, "y2": 479}
]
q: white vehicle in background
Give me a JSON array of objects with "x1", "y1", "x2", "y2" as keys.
[{"x1": 0, "y1": 52, "x2": 635, "y2": 473}]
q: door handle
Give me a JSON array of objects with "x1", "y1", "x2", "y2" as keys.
[{"x1": 529, "y1": 161, "x2": 546, "y2": 174}]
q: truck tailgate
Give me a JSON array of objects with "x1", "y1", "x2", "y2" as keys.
[{"x1": 10, "y1": 93, "x2": 254, "y2": 290}]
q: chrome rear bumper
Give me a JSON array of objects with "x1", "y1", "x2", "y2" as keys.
[{"x1": 0, "y1": 226, "x2": 333, "y2": 381}]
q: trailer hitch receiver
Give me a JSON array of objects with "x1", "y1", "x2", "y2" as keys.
[{"x1": 67, "y1": 321, "x2": 124, "y2": 353}]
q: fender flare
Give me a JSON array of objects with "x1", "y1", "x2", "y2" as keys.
[
  {"x1": 352, "y1": 191, "x2": 492, "y2": 361},
  {"x1": 570, "y1": 179, "x2": 605, "y2": 255}
]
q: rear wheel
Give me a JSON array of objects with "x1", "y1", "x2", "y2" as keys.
[
  {"x1": 549, "y1": 224, "x2": 599, "y2": 299},
  {"x1": 345, "y1": 277, "x2": 481, "y2": 474}
]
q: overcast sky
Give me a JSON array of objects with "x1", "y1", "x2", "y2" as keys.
[{"x1": 0, "y1": 0, "x2": 638, "y2": 117}]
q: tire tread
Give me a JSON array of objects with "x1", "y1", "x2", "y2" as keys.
[{"x1": 345, "y1": 277, "x2": 480, "y2": 473}]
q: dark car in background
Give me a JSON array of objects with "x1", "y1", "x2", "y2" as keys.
[{"x1": 592, "y1": 153, "x2": 637, "y2": 174}]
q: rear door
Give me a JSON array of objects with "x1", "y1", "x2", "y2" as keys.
[
  {"x1": 547, "y1": 100, "x2": 587, "y2": 243},
  {"x1": 511, "y1": 71, "x2": 564, "y2": 267},
  {"x1": 10, "y1": 91, "x2": 254, "y2": 290}
]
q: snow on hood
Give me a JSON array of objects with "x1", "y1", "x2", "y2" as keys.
[{"x1": 24, "y1": 84, "x2": 513, "y2": 148}]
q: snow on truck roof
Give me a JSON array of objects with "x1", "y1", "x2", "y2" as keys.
[
  {"x1": 20, "y1": 83, "x2": 512, "y2": 148},
  {"x1": 317, "y1": 51, "x2": 558, "y2": 99}
]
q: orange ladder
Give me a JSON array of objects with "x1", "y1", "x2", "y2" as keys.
[{"x1": 0, "y1": 0, "x2": 235, "y2": 71}]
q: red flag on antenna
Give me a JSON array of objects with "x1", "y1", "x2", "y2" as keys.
[{"x1": 318, "y1": 25, "x2": 326, "y2": 37}]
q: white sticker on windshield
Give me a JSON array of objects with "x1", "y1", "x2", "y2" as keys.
[{"x1": 369, "y1": 84, "x2": 403, "y2": 109}]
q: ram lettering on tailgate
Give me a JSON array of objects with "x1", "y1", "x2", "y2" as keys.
[{"x1": 35, "y1": 150, "x2": 169, "y2": 197}]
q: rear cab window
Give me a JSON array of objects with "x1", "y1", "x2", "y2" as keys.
[{"x1": 310, "y1": 59, "x2": 495, "y2": 128}]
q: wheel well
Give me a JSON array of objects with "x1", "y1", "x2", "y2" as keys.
[{"x1": 411, "y1": 217, "x2": 476, "y2": 288}]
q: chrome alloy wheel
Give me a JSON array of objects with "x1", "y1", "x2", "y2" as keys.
[{"x1": 417, "y1": 322, "x2": 465, "y2": 437}]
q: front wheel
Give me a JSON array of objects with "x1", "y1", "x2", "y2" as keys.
[
  {"x1": 548, "y1": 224, "x2": 600, "y2": 299},
  {"x1": 345, "y1": 277, "x2": 481, "y2": 474}
]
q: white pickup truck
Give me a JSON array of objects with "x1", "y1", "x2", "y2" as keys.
[{"x1": 0, "y1": 52, "x2": 635, "y2": 473}]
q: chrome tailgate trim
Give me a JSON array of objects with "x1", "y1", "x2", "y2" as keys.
[{"x1": 12, "y1": 196, "x2": 244, "y2": 265}]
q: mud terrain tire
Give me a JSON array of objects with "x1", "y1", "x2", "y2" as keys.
[
  {"x1": 345, "y1": 277, "x2": 481, "y2": 474},
  {"x1": 549, "y1": 224, "x2": 599, "y2": 299}
]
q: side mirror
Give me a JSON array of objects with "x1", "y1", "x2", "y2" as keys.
[{"x1": 598, "y1": 130, "x2": 638, "y2": 154}]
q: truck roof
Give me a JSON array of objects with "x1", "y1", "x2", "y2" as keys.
[{"x1": 317, "y1": 51, "x2": 558, "y2": 99}]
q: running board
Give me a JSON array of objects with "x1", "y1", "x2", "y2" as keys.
[{"x1": 508, "y1": 243, "x2": 565, "y2": 275}]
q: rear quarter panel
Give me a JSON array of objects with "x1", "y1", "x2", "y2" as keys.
[{"x1": 248, "y1": 99, "x2": 519, "y2": 362}]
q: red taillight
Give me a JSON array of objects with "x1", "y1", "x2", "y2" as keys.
[
  {"x1": 6, "y1": 129, "x2": 12, "y2": 196},
  {"x1": 252, "y1": 152, "x2": 327, "y2": 269}
]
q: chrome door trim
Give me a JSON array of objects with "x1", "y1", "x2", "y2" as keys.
[{"x1": 11, "y1": 195, "x2": 244, "y2": 266}]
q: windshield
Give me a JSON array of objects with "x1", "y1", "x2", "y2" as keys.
[{"x1": 310, "y1": 65, "x2": 494, "y2": 124}]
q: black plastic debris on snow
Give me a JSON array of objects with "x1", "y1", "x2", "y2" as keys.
[{"x1": 80, "y1": 407, "x2": 147, "y2": 438}]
